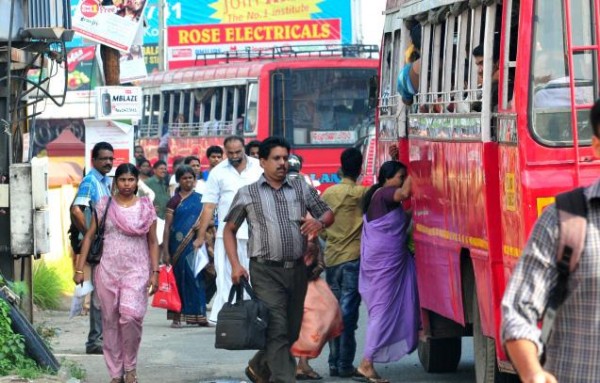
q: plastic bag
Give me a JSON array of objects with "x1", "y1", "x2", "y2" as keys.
[
  {"x1": 291, "y1": 278, "x2": 344, "y2": 358},
  {"x1": 151, "y1": 265, "x2": 181, "y2": 312},
  {"x1": 194, "y1": 244, "x2": 209, "y2": 277},
  {"x1": 69, "y1": 281, "x2": 94, "y2": 319}
]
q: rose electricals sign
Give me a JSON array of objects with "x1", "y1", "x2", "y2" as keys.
[{"x1": 166, "y1": 0, "x2": 353, "y2": 69}]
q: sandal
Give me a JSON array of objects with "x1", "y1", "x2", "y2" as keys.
[
  {"x1": 352, "y1": 368, "x2": 389, "y2": 383},
  {"x1": 198, "y1": 317, "x2": 210, "y2": 327},
  {"x1": 170, "y1": 321, "x2": 182, "y2": 328},
  {"x1": 124, "y1": 369, "x2": 138, "y2": 383},
  {"x1": 296, "y1": 369, "x2": 323, "y2": 380}
]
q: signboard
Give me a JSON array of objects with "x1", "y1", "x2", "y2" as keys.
[
  {"x1": 66, "y1": 46, "x2": 98, "y2": 91},
  {"x1": 95, "y1": 86, "x2": 143, "y2": 120},
  {"x1": 84, "y1": 120, "x2": 134, "y2": 176},
  {"x1": 119, "y1": 25, "x2": 148, "y2": 83},
  {"x1": 167, "y1": 0, "x2": 353, "y2": 68},
  {"x1": 72, "y1": 0, "x2": 147, "y2": 52},
  {"x1": 310, "y1": 130, "x2": 356, "y2": 145}
]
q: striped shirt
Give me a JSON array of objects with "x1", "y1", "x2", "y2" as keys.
[
  {"x1": 74, "y1": 168, "x2": 111, "y2": 208},
  {"x1": 225, "y1": 175, "x2": 331, "y2": 261},
  {"x1": 501, "y1": 179, "x2": 600, "y2": 382}
]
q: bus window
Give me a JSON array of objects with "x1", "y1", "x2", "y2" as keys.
[
  {"x1": 245, "y1": 83, "x2": 258, "y2": 135},
  {"x1": 390, "y1": 28, "x2": 403, "y2": 117},
  {"x1": 531, "y1": 0, "x2": 596, "y2": 145},
  {"x1": 274, "y1": 68, "x2": 376, "y2": 146},
  {"x1": 380, "y1": 32, "x2": 393, "y2": 115}
]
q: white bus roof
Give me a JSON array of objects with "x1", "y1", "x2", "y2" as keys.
[{"x1": 398, "y1": 0, "x2": 464, "y2": 18}]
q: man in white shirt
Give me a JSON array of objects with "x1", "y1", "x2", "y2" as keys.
[{"x1": 194, "y1": 136, "x2": 263, "y2": 323}]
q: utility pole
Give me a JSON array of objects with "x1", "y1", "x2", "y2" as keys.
[
  {"x1": 158, "y1": 0, "x2": 165, "y2": 71},
  {"x1": 101, "y1": 45, "x2": 121, "y2": 86}
]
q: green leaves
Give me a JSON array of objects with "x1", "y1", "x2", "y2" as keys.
[{"x1": 0, "y1": 299, "x2": 43, "y2": 377}]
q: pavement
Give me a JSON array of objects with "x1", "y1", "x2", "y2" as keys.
[{"x1": 33, "y1": 300, "x2": 476, "y2": 383}]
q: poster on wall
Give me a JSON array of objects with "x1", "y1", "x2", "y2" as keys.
[
  {"x1": 95, "y1": 86, "x2": 142, "y2": 120},
  {"x1": 66, "y1": 46, "x2": 99, "y2": 92},
  {"x1": 166, "y1": 0, "x2": 353, "y2": 68},
  {"x1": 72, "y1": 0, "x2": 148, "y2": 52},
  {"x1": 120, "y1": 25, "x2": 148, "y2": 83},
  {"x1": 84, "y1": 120, "x2": 134, "y2": 175}
]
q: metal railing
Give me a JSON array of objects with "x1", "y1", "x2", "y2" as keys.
[
  {"x1": 194, "y1": 44, "x2": 379, "y2": 66},
  {"x1": 138, "y1": 122, "x2": 239, "y2": 138}
]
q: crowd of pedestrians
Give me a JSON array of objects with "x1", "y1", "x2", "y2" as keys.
[
  {"x1": 71, "y1": 113, "x2": 600, "y2": 383},
  {"x1": 72, "y1": 136, "x2": 419, "y2": 383},
  {"x1": 71, "y1": 136, "x2": 419, "y2": 383}
]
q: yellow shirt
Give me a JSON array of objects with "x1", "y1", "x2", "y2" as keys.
[{"x1": 321, "y1": 178, "x2": 368, "y2": 267}]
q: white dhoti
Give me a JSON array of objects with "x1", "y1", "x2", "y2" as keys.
[{"x1": 208, "y1": 237, "x2": 249, "y2": 323}]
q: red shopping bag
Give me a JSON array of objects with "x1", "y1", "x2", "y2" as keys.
[
  {"x1": 151, "y1": 265, "x2": 181, "y2": 312},
  {"x1": 291, "y1": 278, "x2": 344, "y2": 358}
]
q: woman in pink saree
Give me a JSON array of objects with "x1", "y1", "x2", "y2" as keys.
[
  {"x1": 75, "y1": 163, "x2": 159, "y2": 383},
  {"x1": 356, "y1": 161, "x2": 418, "y2": 383}
]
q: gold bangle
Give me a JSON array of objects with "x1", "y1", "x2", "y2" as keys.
[{"x1": 75, "y1": 270, "x2": 84, "y2": 274}]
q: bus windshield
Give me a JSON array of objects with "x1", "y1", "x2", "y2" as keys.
[
  {"x1": 530, "y1": 0, "x2": 597, "y2": 146},
  {"x1": 273, "y1": 68, "x2": 376, "y2": 146}
]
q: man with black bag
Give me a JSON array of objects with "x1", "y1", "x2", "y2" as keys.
[
  {"x1": 70, "y1": 141, "x2": 114, "y2": 355},
  {"x1": 223, "y1": 137, "x2": 334, "y2": 383}
]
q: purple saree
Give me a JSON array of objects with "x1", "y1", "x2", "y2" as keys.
[{"x1": 359, "y1": 207, "x2": 420, "y2": 363}]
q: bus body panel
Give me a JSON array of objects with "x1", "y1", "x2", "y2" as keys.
[{"x1": 377, "y1": 0, "x2": 600, "y2": 376}]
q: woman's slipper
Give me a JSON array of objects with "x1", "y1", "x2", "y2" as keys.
[
  {"x1": 296, "y1": 369, "x2": 323, "y2": 380},
  {"x1": 170, "y1": 321, "x2": 182, "y2": 328},
  {"x1": 352, "y1": 369, "x2": 389, "y2": 383}
]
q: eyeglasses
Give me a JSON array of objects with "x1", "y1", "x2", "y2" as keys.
[{"x1": 96, "y1": 157, "x2": 114, "y2": 162}]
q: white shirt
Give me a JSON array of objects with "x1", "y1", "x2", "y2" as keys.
[
  {"x1": 534, "y1": 77, "x2": 594, "y2": 109},
  {"x1": 201, "y1": 156, "x2": 263, "y2": 238}
]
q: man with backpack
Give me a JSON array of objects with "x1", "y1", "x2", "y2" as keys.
[
  {"x1": 501, "y1": 99, "x2": 600, "y2": 383},
  {"x1": 70, "y1": 141, "x2": 113, "y2": 354}
]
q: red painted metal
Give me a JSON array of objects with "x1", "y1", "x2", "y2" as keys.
[
  {"x1": 377, "y1": 0, "x2": 600, "y2": 373},
  {"x1": 139, "y1": 56, "x2": 378, "y2": 189}
]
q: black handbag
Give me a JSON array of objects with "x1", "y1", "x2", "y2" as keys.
[
  {"x1": 215, "y1": 277, "x2": 269, "y2": 350},
  {"x1": 87, "y1": 197, "x2": 112, "y2": 265}
]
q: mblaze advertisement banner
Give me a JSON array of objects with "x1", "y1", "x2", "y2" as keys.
[
  {"x1": 72, "y1": 0, "x2": 148, "y2": 52},
  {"x1": 95, "y1": 86, "x2": 143, "y2": 120},
  {"x1": 166, "y1": 0, "x2": 353, "y2": 69}
]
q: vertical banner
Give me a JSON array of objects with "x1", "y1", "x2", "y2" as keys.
[
  {"x1": 84, "y1": 120, "x2": 135, "y2": 176},
  {"x1": 120, "y1": 24, "x2": 148, "y2": 83}
]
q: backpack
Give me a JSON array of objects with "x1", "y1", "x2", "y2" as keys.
[
  {"x1": 68, "y1": 201, "x2": 91, "y2": 254},
  {"x1": 540, "y1": 187, "x2": 587, "y2": 343}
]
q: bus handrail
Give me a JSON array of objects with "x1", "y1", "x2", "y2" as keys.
[{"x1": 193, "y1": 44, "x2": 379, "y2": 66}]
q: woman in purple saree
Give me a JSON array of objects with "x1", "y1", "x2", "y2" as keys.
[{"x1": 356, "y1": 161, "x2": 419, "y2": 383}]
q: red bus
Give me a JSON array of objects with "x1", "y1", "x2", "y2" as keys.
[
  {"x1": 137, "y1": 45, "x2": 379, "y2": 190},
  {"x1": 376, "y1": 0, "x2": 600, "y2": 381}
]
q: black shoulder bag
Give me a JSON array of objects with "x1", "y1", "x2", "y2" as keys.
[
  {"x1": 87, "y1": 197, "x2": 112, "y2": 265},
  {"x1": 541, "y1": 187, "x2": 587, "y2": 344},
  {"x1": 215, "y1": 276, "x2": 269, "y2": 350}
]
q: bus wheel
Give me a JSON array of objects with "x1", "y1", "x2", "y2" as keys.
[
  {"x1": 417, "y1": 336, "x2": 461, "y2": 373},
  {"x1": 473, "y1": 289, "x2": 519, "y2": 383}
]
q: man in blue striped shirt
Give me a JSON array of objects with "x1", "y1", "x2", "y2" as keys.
[{"x1": 71, "y1": 141, "x2": 113, "y2": 355}]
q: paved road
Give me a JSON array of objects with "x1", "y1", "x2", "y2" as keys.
[{"x1": 40, "y1": 302, "x2": 476, "y2": 383}]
